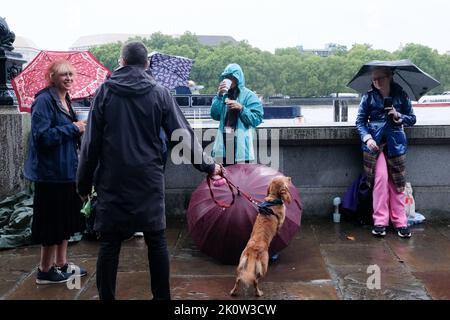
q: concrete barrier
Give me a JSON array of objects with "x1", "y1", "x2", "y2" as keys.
[
  {"x1": 0, "y1": 108, "x2": 30, "y2": 198},
  {"x1": 1, "y1": 116, "x2": 449, "y2": 219},
  {"x1": 164, "y1": 125, "x2": 450, "y2": 219}
]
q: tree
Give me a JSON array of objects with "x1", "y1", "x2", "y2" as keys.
[
  {"x1": 395, "y1": 43, "x2": 444, "y2": 93},
  {"x1": 90, "y1": 42, "x2": 122, "y2": 72},
  {"x1": 89, "y1": 33, "x2": 450, "y2": 97}
]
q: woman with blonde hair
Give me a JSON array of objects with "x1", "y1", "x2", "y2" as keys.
[{"x1": 24, "y1": 60, "x2": 88, "y2": 284}]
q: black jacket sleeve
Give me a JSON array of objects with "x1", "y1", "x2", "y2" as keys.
[
  {"x1": 161, "y1": 89, "x2": 215, "y2": 174},
  {"x1": 76, "y1": 86, "x2": 106, "y2": 196}
]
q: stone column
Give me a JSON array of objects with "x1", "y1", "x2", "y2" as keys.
[
  {"x1": 340, "y1": 100, "x2": 348, "y2": 122},
  {"x1": 0, "y1": 19, "x2": 29, "y2": 200},
  {"x1": 333, "y1": 99, "x2": 340, "y2": 122}
]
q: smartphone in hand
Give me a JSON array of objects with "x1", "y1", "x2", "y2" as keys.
[{"x1": 383, "y1": 97, "x2": 393, "y2": 111}]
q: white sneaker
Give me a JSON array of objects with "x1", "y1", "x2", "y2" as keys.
[{"x1": 134, "y1": 232, "x2": 144, "y2": 237}]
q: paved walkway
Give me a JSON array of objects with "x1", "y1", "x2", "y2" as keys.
[{"x1": 1, "y1": 217, "x2": 449, "y2": 300}]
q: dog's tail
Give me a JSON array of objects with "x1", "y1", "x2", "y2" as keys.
[{"x1": 238, "y1": 251, "x2": 263, "y2": 286}]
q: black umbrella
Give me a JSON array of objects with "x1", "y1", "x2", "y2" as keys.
[{"x1": 347, "y1": 59, "x2": 440, "y2": 101}]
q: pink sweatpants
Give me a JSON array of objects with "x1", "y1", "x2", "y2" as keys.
[{"x1": 372, "y1": 152, "x2": 407, "y2": 228}]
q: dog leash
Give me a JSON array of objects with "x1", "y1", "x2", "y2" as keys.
[
  {"x1": 207, "y1": 166, "x2": 260, "y2": 209},
  {"x1": 225, "y1": 173, "x2": 303, "y2": 212},
  {"x1": 207, "y1": 166, "x2": 263, "y2": 209},
  {"x1": 207, "y1": 166, "x2": 302, "y2": 212},
  {"x1": 224, "y1": 177, "x2": 262, "y2": 206},
  {"x1": 206, "y1": 169, "x2": 236, "y2": 209}
]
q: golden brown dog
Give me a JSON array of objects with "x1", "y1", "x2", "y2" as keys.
[{"x1": 230, "y1": 176, "x2": 291, "y2": 297}]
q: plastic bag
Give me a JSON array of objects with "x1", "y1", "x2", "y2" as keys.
[
  {"x1": 80, "y1": 189, "x2": 97, "y2": 217},
  {"x1": 404, "y1": 182, "x2": 416, "y2": 218},
  {"x1": 408, "y1": 212, "x2": 426, "y2": 226},
  {"x1": 80, "y1": 196, "x2": 93, "y2": 217}
]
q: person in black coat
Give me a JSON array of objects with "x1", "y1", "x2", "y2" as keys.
[{"x1": 76, "y1": 41, "x2": 220, "y2": 300}]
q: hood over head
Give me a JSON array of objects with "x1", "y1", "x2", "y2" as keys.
[
  {"x1": 106, "y1": 65, "x2": 156, "y2": 96},
  {"x1": 220, "y1": 63, "x2": 245, "y2": 89}
]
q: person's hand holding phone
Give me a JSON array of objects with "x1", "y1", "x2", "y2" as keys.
[
  {"x1": 384, "y1": 96, "x2": 400, "y2": 121},
  {"x1": 386, "y1": 107, "x2": 400, "y2": 120}
]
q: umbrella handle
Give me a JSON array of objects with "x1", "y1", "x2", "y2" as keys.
[{"x1": 206, "y1": 175, "x2": 236, "y2": 208}]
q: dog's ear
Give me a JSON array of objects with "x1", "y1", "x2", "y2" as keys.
[
  {"x1": 280, "y1": 188, "x2": 291, "y2": 204},
  {"x1": 266, "y1": 185, "x2": 271, "y2": 196}
]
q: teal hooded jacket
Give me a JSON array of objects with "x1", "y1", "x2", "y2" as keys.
[{"x1": 210, "y1": 64, "x2": 263, "y2": 162}]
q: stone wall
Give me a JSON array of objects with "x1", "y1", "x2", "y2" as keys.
[
  {"x1": 164, "y1": 125, "x2": 450, "y2": 219},
  {"x1": 1, "y1": 118, "x2": 449, "y2": 219},
  {"x1": 0, "y1": 108, "x2": 30, "y2": 198}
]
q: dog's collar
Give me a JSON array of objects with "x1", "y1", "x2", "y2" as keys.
[
  {"x1": 266, "y1": 199, "x2": 283, "y2": 206},
  {"x1": 257, "y1": 199, "x2": 283, "y2": 216}
]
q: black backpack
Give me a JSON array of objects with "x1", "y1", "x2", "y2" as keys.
[{"x1": 341, "y1": 173, "x2": 374, "y2": 225}]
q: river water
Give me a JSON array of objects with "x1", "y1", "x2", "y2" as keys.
[
  {"x1": 189, "y1": 104, "x2": 450, "y2": 128},
  {"x1": 300, "y1": 105, "x2": 450, "y2": 126}
]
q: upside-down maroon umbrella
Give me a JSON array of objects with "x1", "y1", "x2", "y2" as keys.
[
  {"x1": 11, "y1": 50, "x2": 110, "y2": 113},
  {"x1": 187, "y1": 164, "x2": 303, "y2": 265}
]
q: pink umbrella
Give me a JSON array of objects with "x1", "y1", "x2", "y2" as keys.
[
  {"x1": 11, "y1": 50, "x2": 111, "y2": 113},
  {"x1": 187, "y1": 164, "x2": 303, "y2": 265}
]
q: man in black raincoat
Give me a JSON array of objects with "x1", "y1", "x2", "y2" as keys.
[{"x1": 77, "y1": 42, "x2": 220, "y2": 300}]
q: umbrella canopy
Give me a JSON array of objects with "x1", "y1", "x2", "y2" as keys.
[
  {"x1": 347, "y1": 59, "x2": 440, "y2": 101},
  {"x1": 187, "y1": 164, "x2": 303, "y2": 265},
  {"x1": 147, "y1": 51, "x2": 194, "y2": 90},
  {"x1": 11, "y1": 50, "x2": 111, "y2": 113}
]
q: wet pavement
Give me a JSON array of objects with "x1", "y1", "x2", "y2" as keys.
[{"x1": 1, "y1": 216, "x2": 449, "y2": 300}]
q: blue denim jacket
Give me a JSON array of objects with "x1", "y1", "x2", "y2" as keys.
[
  {"x1": 355, "y1": 83, "x2": 416, "y2": 157},
  {"x1": 24, "y1": 87, "x2": 81, "y2": 182}
]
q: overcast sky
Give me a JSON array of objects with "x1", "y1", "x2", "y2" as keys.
[{"x1": 3, "y1": 0, "x2": 450, "y2": 54}]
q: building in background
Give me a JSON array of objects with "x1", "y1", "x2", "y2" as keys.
[
  {"x1": 13, "y1": 36, "x2": 40, "y2": 66},
  {"x1": 70, "y1": 33, "x2": 237, "y2": 51},
  {"x1": 296, "y1": 43, "x2": 346, "y2": 57}
]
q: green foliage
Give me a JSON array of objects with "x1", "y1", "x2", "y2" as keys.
[
  {"x1": 89, "y1": 33, "x2": 450, "y2": 97},
  {"x1": 90, "y1": 42, "x2": 122, "y2": 72}
]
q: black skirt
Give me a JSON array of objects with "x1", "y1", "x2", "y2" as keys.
[{"x1": 32, "y1": 182, "x2": 85, "y2": 246}]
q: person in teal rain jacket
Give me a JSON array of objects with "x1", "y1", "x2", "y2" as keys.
[{"x1": 210, "y1": 63, "x2": 263, "y2": 165}]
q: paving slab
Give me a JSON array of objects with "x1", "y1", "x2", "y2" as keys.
[
  {"x1": 171, "y1": 276, "x2": 338, "y2": 300},
  {"x1": 5, "y1": 258, "x2": 97, "y2": 300},
  {"x1": 412, "y1": 271, "x2": 450, "y2": 300},
  {"x1": 329, "y1": 265, "x2": 430, "y2": 300},
  {"x1": 0, "y1": 217, "x2": 448, "y2": 300}
]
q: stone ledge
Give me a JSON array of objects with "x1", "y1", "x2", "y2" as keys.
[{"x1": 193, "y1": 125, "x2": 450, "y2": 146}]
